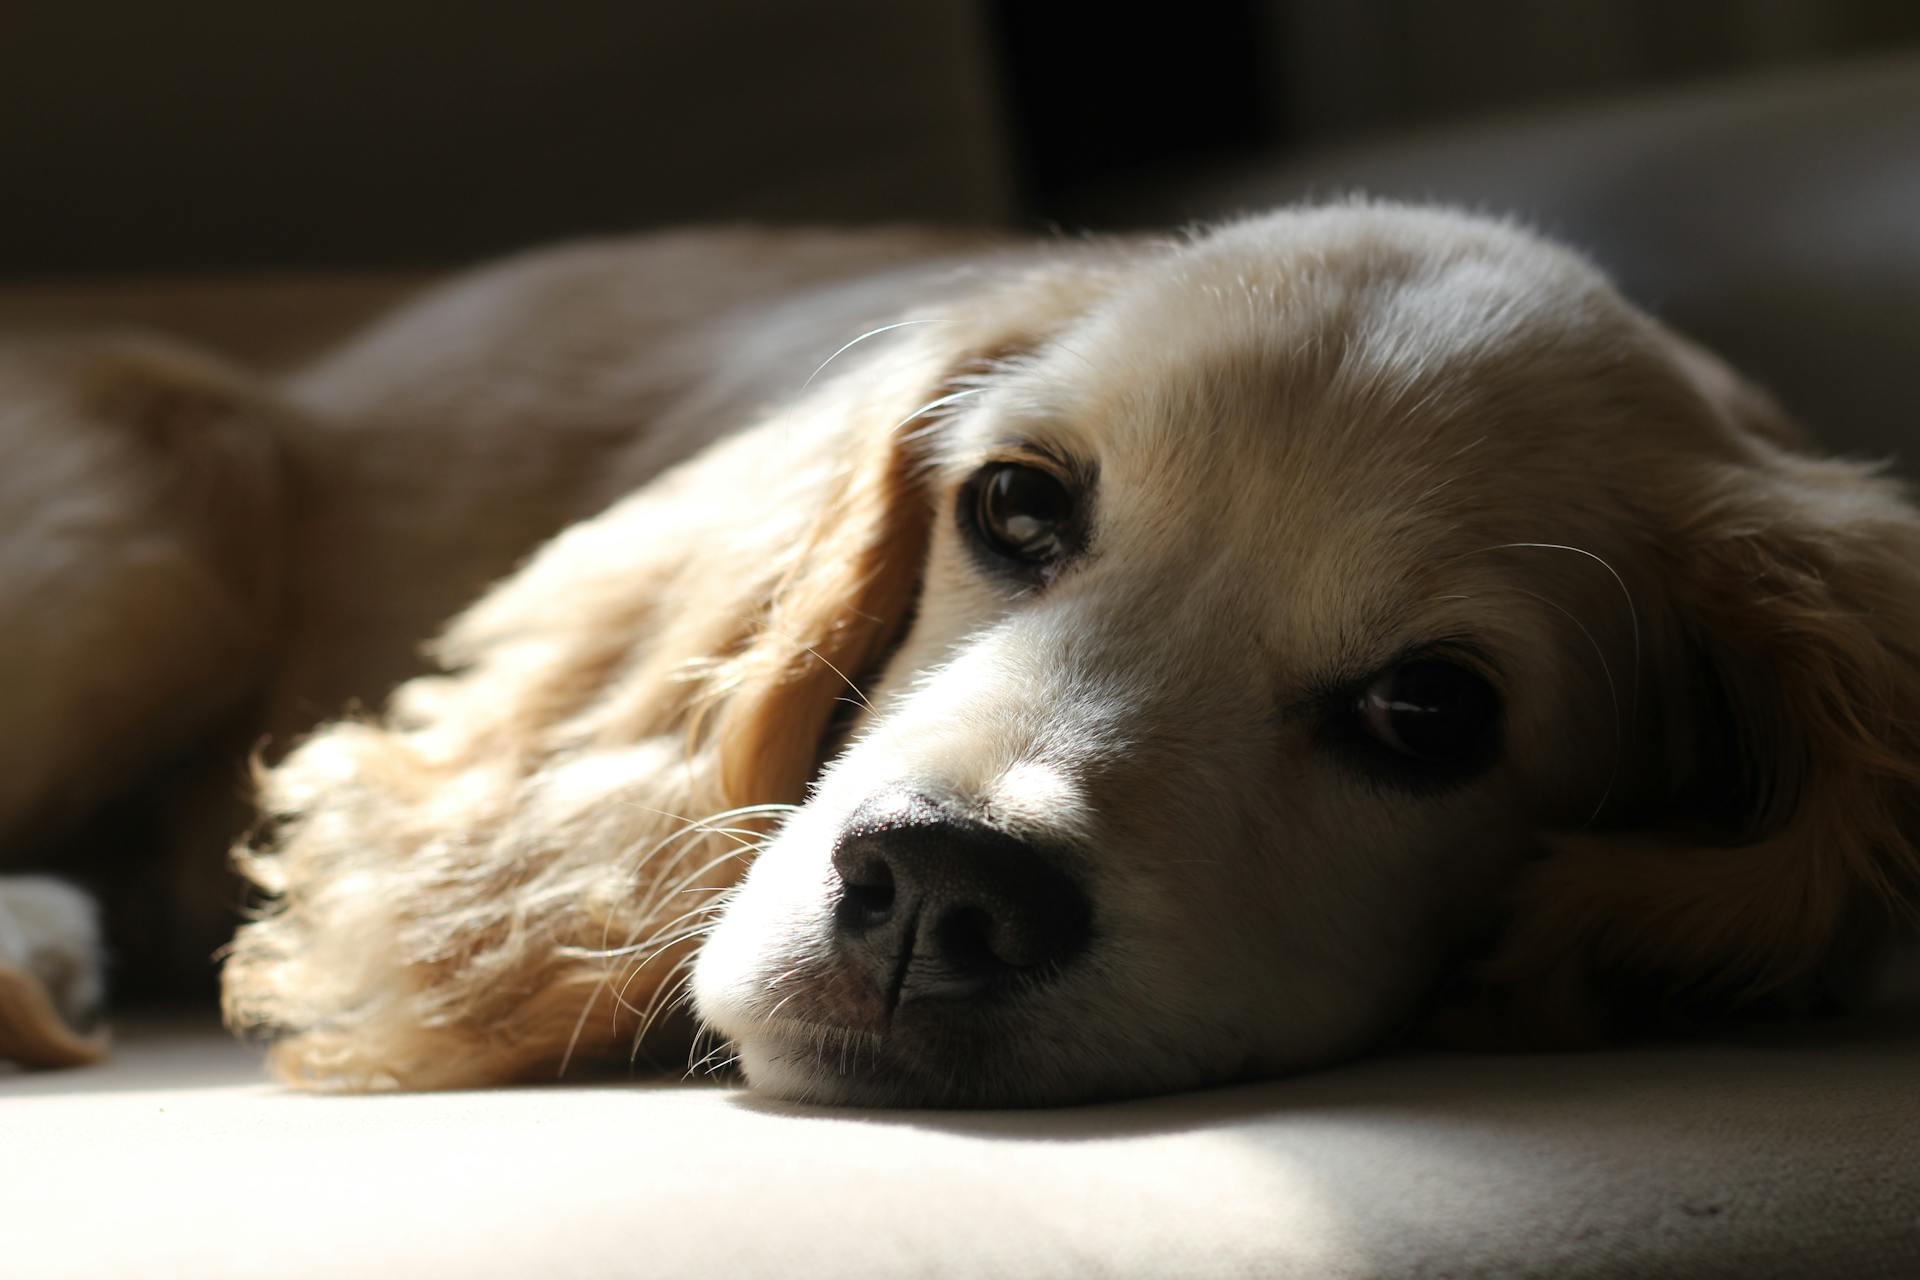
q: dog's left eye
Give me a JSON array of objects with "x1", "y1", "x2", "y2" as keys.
[
  {"x1": 1353, "y1": 658, "x2": 1501, "y2": 773},
  {"x1": 968, "y1": 463, "x2": 1077, "y2": 566}
]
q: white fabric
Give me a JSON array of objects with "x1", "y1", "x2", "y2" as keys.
[{"x1": 6, "y1": 1018, "x2": 1916, "y2": 1279}]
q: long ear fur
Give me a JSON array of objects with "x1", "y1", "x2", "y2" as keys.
[
  {"x1": 222, "y1": 264, "x2": 1109, "y2": 1088},
  {"x1": 1465, "y1": 347, "x2": 1920, "y2": 1041}
]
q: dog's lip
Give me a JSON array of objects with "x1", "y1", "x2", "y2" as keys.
[
  {"x1": 745, "y1": 1015, "x2": 925, "y2": 1097},
  {"x1": 724, "y1": 950, "x2": 1076, "y2": 1103},
  {"x1": 742, "y1": 1008, "x2": 1022, "y2": 1105}
]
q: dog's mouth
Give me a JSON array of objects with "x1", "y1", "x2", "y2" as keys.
[
  {"x1": 729, "y1": 1002, "x2": 1076, "y2": 1108},
  {"x1": 708, "y1": 921, "x2": 1079, "y2": 1107},
  {"x1": 733, "y1": 1016, "x2": 942, "y2": 1106}
]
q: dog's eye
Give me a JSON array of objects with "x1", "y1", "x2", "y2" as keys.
[
  {"x1": 1356, "y1": 658, "x2": 1501, "y2": 768},
  {"x1": 969, "y1": 464, "x2": 1076, "y2": 565}
]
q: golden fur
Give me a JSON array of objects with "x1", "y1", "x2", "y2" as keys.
[{"x1": 3, "y1": 205, "x2": 1916, "y2": 1099}]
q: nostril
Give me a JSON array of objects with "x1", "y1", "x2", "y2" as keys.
[
  {"x1": 933, "y1": 905, "x2": 998, "y2": 974},
  {"x1": 835, "y1": 857, "x2": 896, "y2": 932},
  {"x1": 932, "y1": 893, "x2": 1089, "y2": 979},
  {"x1": 829, "y1": 792, "x2": 1093, "y2": 1006}
]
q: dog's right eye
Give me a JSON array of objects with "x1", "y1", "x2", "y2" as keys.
[
  {"x1": 1317, "y1": 654, "x2": 1504, "y2": 790},
  {"x1": 1351, "y1": 658, "x2": 1502, "y2": 781},
  {"x1": 966, "y1": 463, "x2": 1077, "y2": 568}
]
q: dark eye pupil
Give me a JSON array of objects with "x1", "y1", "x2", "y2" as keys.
[
  {"x1": 976, "y1": 464, "x2": 1073, "y2": 563},
  {"x1": 1362, "y1": 658, "x2": 1499, "y2": 763}
]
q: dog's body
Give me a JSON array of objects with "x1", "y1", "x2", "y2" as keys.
[
  {"x1": 4, "y1": 205, "x2": 1917, "y2": 1104},
  {"x1": 1, "y1": 226, "x2": 1009, "y2": 1000}
]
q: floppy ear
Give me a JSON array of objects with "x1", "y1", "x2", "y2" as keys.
[
  {"x1": 222, "y1": 262, "x2": 1110, "y2": 1088},
  {"x1": 1459, "y1": 344, "x2": 1920, "y2": 1043}
]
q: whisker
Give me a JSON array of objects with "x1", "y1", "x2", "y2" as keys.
[
  {"x1": 568, "y1": 817, "x2": 740, "y2": 1064},
  {"x1": 633, "y1": 895, "x2": 736, "y2": 951},
  {"x1": 612, "y1": 924, "x2": 720, "y2": 1016},
  {"x1": 803, "y1": 318, "x2": 944, "y2": 389},
  {"x1": 635, "y1": 843, "x2": 766, "y2": 922},
  {"x1": 794, "y1": 642, "x2": 876, "y2": 715},
  {"x1": 1482, "y1": 541, "x2": 1641, "y2": 737},
  {"x1": 678, "y1": 1024, "x2": 712, "y2": 1074},
  {"x1": 632, "y1": 835, "x2": 764, "y2": 915},
  {"x1": 633, "y1": 959, "x2": 700, "y2": 1052},
  {"x1": 894, "y1": 386, "x2": 989, "y2": 439},
  {"x1": 614, "y1": 802, "x2": 791, "y2": 853},
  {"x1": 560, "y1": 791, "x2": 801, "y2": 1076},
  {"x1": 1505, "y1": 585, "x2": 1623, "y2": 825},
  {"x1": 686, "y1": 1036, "x2": 735, "y2": 1080},
  {"x1": 763, "y1": 988, "x2": 805, "y2": 1025},
  {"x1": 556, "y1": 976, "x2": 603, "y2": 1080},
  {"x1": 558, "y1": 911, "x2": 720, "y2": 964},
  {"x1": 655, "y1": 979, "x2": 702, "y2": 1034},
  {"x1": 1448, "y1": 540, "x2": 1642, "y2": 825}
]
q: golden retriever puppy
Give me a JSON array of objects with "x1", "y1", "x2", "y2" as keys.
[{"x1": 4, "y1": 203, "x2": 1916, "y2": 1103}]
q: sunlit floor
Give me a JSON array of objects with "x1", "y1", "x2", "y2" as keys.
[{"x1": 8, "y1": 1014, "x2": 1917, "y2": 1278}]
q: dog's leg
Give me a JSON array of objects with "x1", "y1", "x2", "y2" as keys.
[
  {"x1": 0, "y1": 335, "x2": 289, "y2": 1053},
  {"x1": 0, "y1": 334, "x2": 285, "y2": 850},
  {"x1": 0, "y1": 876, "x2": 108, "y2": 1067}
]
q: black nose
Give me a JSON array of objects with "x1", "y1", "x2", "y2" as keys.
[{"x1": 831, "y1": 792, "x2": 1091, "y2": 1010}]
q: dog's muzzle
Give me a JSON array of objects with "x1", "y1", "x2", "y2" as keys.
[{"x1": 829, "y1": 790, "x2": 1091, "y2": 1018}]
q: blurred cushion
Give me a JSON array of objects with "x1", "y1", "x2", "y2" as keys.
[
  {"x1": 0, "y1": 1, "x2": 1010, "y2": 277},
  {"x1": 0, "y1": 273, "x2": 428, "y2": 370},
  {"x1": 1090, "y1": 52, "x2": 1920, "y2": 466}
]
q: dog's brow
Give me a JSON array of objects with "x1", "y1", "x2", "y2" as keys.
[{"x1": 984, "y1": 439, "x2": 1078, "y2": 474}]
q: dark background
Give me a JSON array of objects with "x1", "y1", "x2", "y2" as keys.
[{"x1": 3, "y1": 0, "x2": 1916, "y2": 278}]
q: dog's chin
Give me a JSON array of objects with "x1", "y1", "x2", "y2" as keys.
[
  {"x1": 730, "y1": 1022, "x2": 941, "y2": 1108},
  {"x1": 714, "y1": 996, "x2": 1250, "y2": 1109},
  {"x1": 729, "y1": 1020, "x2": 1074, "y2": 1109}
]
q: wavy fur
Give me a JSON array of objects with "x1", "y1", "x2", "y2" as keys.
[
  {"x1": 220, "y1": 258, "x2": 1116, "y2": 1087},
  {"x1": 4, "y1": 207, "x2": 1916, "y2": 1097}
]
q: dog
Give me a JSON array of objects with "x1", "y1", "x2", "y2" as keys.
[{"x1": 2, "y1": 202, "x2": 1915, "y2": 1104}]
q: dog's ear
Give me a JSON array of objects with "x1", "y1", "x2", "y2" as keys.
[
  {"x1": 701, "y1": 262, "x2": 1126, "y2": 801},
  {"x1": 700, "y1": 303, "x2": 1055, "y2": 810},
  {"x1": 422, "y1": 260, "x2": 1114, "y2": 811},
  {"x1": 1452, "y1": 338, "x2": 1920, "y2": 1044},
  {"x1": 224, "y1": 258, "x2": 1115, "y2": 1088}
]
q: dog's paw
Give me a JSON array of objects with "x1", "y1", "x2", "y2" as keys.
[
  {"x1": 0, "y1": 876, "x2": 106, "y2": 1028},
  {"x1": 0, "y1": 876, "x2": 109, "y2": 1068}
]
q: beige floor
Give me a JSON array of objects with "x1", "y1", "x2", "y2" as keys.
[{"x1": 6, "y1": 1014, "x2": 1918, "y2": 1278}]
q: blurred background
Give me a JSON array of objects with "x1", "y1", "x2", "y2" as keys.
[{"x1": 2, "y1": 1, "x2": 1917, "y2": 450}]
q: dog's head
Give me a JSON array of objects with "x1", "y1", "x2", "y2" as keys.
[
  {"x1": 225, "y1": 202, "x2": 1920, "y2": 1098},
  {"x1": 688, "y1": 203, "x2": 1920, "y2": 1105}
]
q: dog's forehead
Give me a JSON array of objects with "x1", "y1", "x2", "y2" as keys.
[
  {"x1": 1140, "y1": 220, "x2": 1607, "y2": 418},
  {"x1": 993, "y1": 213, "x2": 1629, "y2": 475},
  {"x1": 991, "y1": 216, "x2": 1607, "y2": 503},
  {"x1": 963, "y1": 212, "x2": 1659, "y2": 669}
]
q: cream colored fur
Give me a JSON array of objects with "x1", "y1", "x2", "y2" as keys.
[{"x1": 3, "y1": 205, "x2": 1916, "y2": 1101}]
